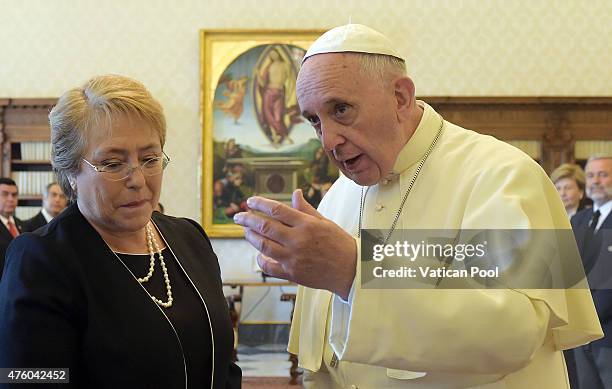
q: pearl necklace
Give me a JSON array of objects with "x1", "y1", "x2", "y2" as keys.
[{"x1": 136, "y1": 222, "x2": 173, "y2": 308}]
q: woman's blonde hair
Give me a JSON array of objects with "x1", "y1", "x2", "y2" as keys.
[
  {"x1": 49, "y1": 74, "x2": 166, "y2": 201},
  {"x1": 550, "y1": 163, "x2": 586, "y2": 191}
]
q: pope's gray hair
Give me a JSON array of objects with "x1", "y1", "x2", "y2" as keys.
[{"x1": 357, "y1": 53, "x2": 407, "y2": 83}]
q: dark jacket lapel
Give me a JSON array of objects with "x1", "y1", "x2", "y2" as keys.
[
  {"x1": 600, "y1": 210, "x2": 612, "y2": 230},
  {"x1": 152, "y1": 213, "x2": 236, "y2": 389},
  {"x1": 0, "y1": 220, "x2": 13, "y2": 242}
]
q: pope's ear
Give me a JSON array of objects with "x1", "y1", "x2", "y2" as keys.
[{"x1": 394, "y1": 76, "x2": 416, "y2": 114}]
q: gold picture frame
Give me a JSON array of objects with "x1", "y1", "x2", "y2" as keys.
[{"x1": 200, "y1": 29, "x2": 338, "y2": 238}]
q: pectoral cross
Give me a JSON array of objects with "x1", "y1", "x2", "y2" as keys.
[{"x1": 330, "y1": 352, "x2": 339, "y2": 368}]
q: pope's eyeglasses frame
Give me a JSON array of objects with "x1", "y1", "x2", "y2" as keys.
[{"x1": 81, "y1": 152, "x2": 171, "y2": 182}]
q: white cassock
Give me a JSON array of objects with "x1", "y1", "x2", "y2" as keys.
[{"x1": 288, "y1": 101, "x2": 602, "y2": 388}]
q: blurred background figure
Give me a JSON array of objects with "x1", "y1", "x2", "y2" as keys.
[
  {"x1": 569, "y1": 154, "x2": 612, "y2": 389},
  {"x1": 551, "y1": 163, "x2": 591, "y2": 218},
  {"x1": 22, "y1": 182, "x2": 68, "y2": 232},
  {"x1": 0, "y1": 177, "x2": 24, "y2": 280}
]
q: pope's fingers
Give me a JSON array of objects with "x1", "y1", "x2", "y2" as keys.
[
  {"x1": 245, "y1": 196, "x2": 309, "y2": 226},
  {"x1": 292, "y1": 189, "x2": 323, "y2": 219},
  {"x1": 243, "y1": 227, "x2": 291, "y2": 261},
  {"x1": 234, "y1": 211, "x2": 292, "y2": 243},
  {"x1": 257, "y1": 254, "x2": 289, "y2": 281}
]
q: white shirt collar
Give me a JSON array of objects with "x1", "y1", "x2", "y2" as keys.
[
  {"x1": 0, "y1": 214, "x2": 16, "y2": 230},
  {"x1": 387, "y1": 101, "x2": 441, "y2": 181},
  {"x1": 593, "y1": 200, "x2": 612, "y2": 231},
  {"x1": 41, "y1": 208, "x2": 54, "y2": 223}
]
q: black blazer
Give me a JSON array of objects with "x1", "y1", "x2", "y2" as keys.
[
  {"x1": 0, "y1": 216, "x2": 24, "y2": 281},
  {"x1": 22, "y1": 211, "x2": 48, "y2": 233},
  {"x1": 0, "y1": 204, "x2": 241, "y2": 388},
  {"x1": 571, "y1": 207, "x2": 612, "y2": 348}
]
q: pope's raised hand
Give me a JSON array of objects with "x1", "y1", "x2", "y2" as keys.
[{"x1": 233, "y1": 189, "x2": 356, "y2": 299}]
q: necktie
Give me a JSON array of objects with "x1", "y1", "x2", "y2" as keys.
[
  {"x1": 7, "y1": 220, "x2": 19, "y2": 238},
  {"x1": 589, "y1": 210, "x2": 601, "y2": 231}
]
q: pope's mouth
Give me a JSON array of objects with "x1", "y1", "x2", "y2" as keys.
[{"x1": 343, "y1": 154, "x2": 363, "y2": 171}]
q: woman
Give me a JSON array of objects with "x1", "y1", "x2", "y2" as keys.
[
  {"x1": 0, "y1": 75, "x2": 241, "y2": 388},
  {"x1": 550, "y1": 163, "x2": 590, "y2": 218}
]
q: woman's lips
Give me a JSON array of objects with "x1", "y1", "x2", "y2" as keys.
[{"x1": 121, "y1": 200, "x2": 148, "y2": 208}]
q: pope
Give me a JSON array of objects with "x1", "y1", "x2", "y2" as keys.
[{"x1": 234, "y1": 24, "x2": 602, "y2": 388}]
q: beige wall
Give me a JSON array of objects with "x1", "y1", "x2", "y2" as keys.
[{"x1": 1, "y1": 0, "x2": 611, "y2": 320}]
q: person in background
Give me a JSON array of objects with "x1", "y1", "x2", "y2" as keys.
[
  {"x1": 570, "y1": 154, "x2": 612, "y2": 389},
  {"x1": 551, "y1": 164, "x2": 590, "y2": 389},
  {"x1": 22, "y1": 182, "x2": 68, "y2": 232},
  {"x1": 551, "y1": 163, "x2": 590, "y2": 218},
  {"x1": 0, "y1": 74, "x2": 241, "y2": 388},
  {"x1": 0, "y1": 177, "x2": 24, "y2": 280}
]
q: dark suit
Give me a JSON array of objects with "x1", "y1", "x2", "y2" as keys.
[
  {"x1": 0, "y1": 216, "x2": 24, "y2": 281},
  {"x1": 569, "y1": 206, "x2": 612, "y2": 388},
  {"x1": 0, "y1": 204, "x2": 241, "y2": 388},
  {"x1": 22, "y1": 211, "x2": 48, "y2": 232}
]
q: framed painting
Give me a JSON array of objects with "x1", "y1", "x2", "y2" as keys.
[{"x1": 200, "y1": 29, "x2": 338, "y2": 237}]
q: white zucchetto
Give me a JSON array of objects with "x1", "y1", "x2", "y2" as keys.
[{"x1": 303, "y1": 24, "x2": 404, "y2": 63}]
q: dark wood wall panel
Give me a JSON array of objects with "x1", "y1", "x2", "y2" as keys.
[
  {"x1": 0, "y1": 98, "x2": 57, "y2": 177},
  {"x1": 424, "y1": 97, "x2": 612, "y2": 173},
  {"x1": 2, "y1": 97, "x2": 611, "y2": 178}
]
